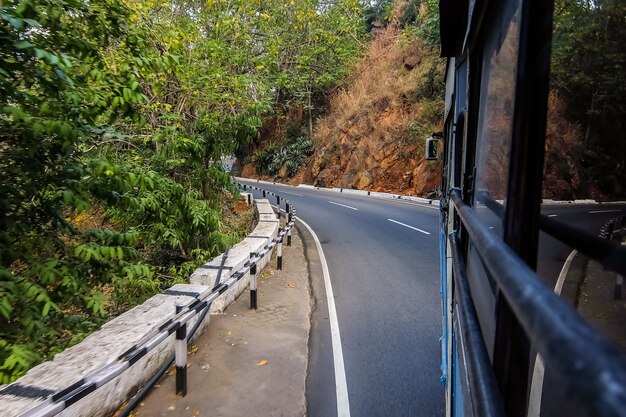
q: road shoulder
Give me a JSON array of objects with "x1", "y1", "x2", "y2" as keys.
[{"x1": 135, "y1": 228, "x2": 311, "y2": 417}]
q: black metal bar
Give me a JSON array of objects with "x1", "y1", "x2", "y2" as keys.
[
  {"x1": 450, "y1": 189, "x2": 626, "y2": 417},
  {"x1": 541, "y1": 215, "x2": 626, "y2": 276},
  {"x1": 213, "y1": 247, "x2": 230, "y2": 289},
  {"x1": 449, "y1": 232, "x2": 506, "y2": 417},
  {"x1": 476, "y1": 189, "x2": 626, "y2": 276}
]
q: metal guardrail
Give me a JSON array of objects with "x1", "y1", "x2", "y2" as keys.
[
  {"x1": 450, "y1": 189, "x2": 626, "y2": 417},
  {"x1": 600, "y1": 215, "x2": 626, "y2": 300},
  {"x1": 18, "y1": 184, "x2": 297, "y2": 417}
]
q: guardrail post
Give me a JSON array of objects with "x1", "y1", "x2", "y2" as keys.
[
  {"x1": 250, "y1": 252, "x2": 258, "y2": 309},
  {"x1": 286, "y1": 203, "x2": 292, "y2": 223},
  {"x1": 615, "y1": 274, "x2": 623, "y2": 300},
  {"x1": 287, "y1": 228, "x2": 292, "y2": 246},
  {"x1": 175, "y1": 304, "x2": 187, "y2": 397},
  {"x1": 277, "y1": 233, "x2": 283, "y2": 271},
  {"x1": 263, "y1": 190, "x2": 266, "y2": 198},
  {"x1": 243, "y1": 184, "x2": 247, "y2": 191},
  {"x1": 247, "y1": 193, "x2": 252, "y2": 205},
  {"x1": 276, "y1": 195, "x2": 280, "y2": 205}
]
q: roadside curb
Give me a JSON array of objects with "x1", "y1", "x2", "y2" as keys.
[
  {"x1": 235, "y1": 176, "x2": 440, "y2": 207},
  {"x1": 136, "y1": 227, "x2": 311, "y2": 417}
]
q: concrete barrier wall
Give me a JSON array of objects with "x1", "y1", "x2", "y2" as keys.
[{"x1": 0, "y1": 199, "x2": 278, "y2": 417}]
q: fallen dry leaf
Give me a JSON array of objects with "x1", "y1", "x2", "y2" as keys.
[
  {"x1": 287, "y1": 283, "x2": 295, "y2": 288},
  {"x1": 257, "y1": 359, "x2": 268, "y2": 366},
  {"x1": 227, "y1": 331, "x2": 232, "y2": 336},
  {"x1": 194, "y1": 409, "x2": 201, "y2": 416}
]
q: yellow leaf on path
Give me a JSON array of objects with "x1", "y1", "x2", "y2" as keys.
[
  {"x1": 257, "y1": 359, "x2": 268, "y2": 366},
  {"x1": 194, "y1": 409, "x2": 201, "y2": 416},
  {"x1": 287, "y1": 283, "x2": 295, "y2": 288},
  {"x1": 227, "y1": 331, "x2": 232, "y2": 336}
]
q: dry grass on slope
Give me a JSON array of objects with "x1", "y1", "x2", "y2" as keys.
[{"x1": 301, "y1": 25, "x2": 445, "y2": 196}]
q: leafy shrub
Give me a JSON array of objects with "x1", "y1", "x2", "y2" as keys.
[
  {"x1": 255, "y1": 136, "x2": 314, "y2": 177},
  {"x1": 255, "y1": 142, "x2": 278, "y2": 175},
  {"x1": 364, "y1": 0, "x2": 393, "y2": 32}
]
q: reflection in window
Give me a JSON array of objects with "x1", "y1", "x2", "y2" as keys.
[
  {"x1": 464, "y1": 0, "x2": 521, "y2": 358},
  {"x1": 474, "y1": 2, "x2": 521, "y2": 207}
]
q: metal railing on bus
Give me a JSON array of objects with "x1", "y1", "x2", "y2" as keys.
[
  {"x1": 449, "y1": 188, "x2": 626, "y2": 417},
  {"x1": 475, "y1": 189, "x2": 626, "y2": 276}
]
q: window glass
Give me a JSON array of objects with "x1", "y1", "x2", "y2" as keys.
[
  {"x1": 472, "y1": 1, "x2": 522, "y2": 235},
  {"x1": 465, "y1": 0, "x2": 521, "y2": 353}
]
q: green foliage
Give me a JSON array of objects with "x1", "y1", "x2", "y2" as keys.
[
  {"x1": 364, "y1": 0, "x2": 393, "y2": 31},
  {"x1": 255, "y1": 143, "x2": 279, "y2": 175},
  {"x1": 0, "y1": 0, "x2": 366, "y2": 383},
  {"x1": 401, "y1": 0, "x2": 440, "y2": 45},
  {"x1": 551, "y1": 0, "x2": 626, "y2": 197},
  {"x1": 255, "y1": 136, "x2": 314, "y2": 177}
]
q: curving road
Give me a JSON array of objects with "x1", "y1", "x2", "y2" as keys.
[
  {"x1": 239, "y1": 179, "x2": 445, "y2": 417},
  {"x1": 238, "y1": 179, "x2": 626, "y2": 417}
]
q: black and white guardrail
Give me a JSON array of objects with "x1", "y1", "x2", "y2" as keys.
[
  {"x1": 600, "y1": 215, "x2": 626, "y2": 300},
  {"x1": 14, "y1": 185, "x2": 297, "y2": 417}
]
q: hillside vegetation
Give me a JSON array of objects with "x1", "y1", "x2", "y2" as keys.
[
  {"x1": 244, "y1": 0, "x2": 625, "y2": 201},
  {"x1": 0, "y1": 0, "x2": 363, "y2": 383},
  {"x1": 299, "y1": 9, "x2": 443, "y2": 195},
  {"x1": 244, "y1": 0, "x2": 444, "y2": 196}
]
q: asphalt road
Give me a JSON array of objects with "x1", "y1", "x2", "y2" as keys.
[
  {"x1": 238, "y1": 179, "x2": 625, "y2": 417},
  {"x1": 239, "y1": 180, "x2": 445, "y2": 417},
  {"x1": 537, "y1": 203, "x2": 626, "y2": 287}
]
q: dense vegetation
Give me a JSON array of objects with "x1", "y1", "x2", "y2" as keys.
[
  {"x1": 0, "y1": 0, "x2": 365, "y2": 383},
  {"x1": 551, "y1": 0, "x2": 626, "y2": 198}
]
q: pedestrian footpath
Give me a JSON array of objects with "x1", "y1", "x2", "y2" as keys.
[{"x1": 133, "y1": 229, "x2": 311, "y2": 417}]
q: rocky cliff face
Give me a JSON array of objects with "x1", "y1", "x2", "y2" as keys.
[
  {"x1": 242, "y1": 24, "x2": 594, "y2": 201},
  {"x1": 289, "y1": 25, "x2": 444, "y2": 196}
]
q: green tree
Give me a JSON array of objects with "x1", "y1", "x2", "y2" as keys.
[
  {"x1": 551, "y1": 0, "x2": 626, "y2": 196},
  {"x1": 0, "y1": 0, "x2": 146, "y2": 382}
]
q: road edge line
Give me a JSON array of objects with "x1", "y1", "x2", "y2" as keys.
[
  {"x1": 527, "y1": 249, "x2": 578, "y2": 417},
  {"x1": 296, "y1": 217, "x2": 351, "y2": 417}
]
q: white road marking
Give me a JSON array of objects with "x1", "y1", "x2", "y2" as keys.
[
  {"x1": 296, "y1": 217, "x2": 351, "y2": 417},
  {"x1": 281, "y1": 191, "x2": 303, "y2": 196},
  {"x1": 554, "y1": 249, "x2": 578, "y2": 296},
  {"x1": 387, "y1": 218, "x2": 431, "y2": 235},
  {"x1": 328, "y1": 201, "x2": 359, "y2": 211},
  {"x1": 527, "y1": 249, "x2": 578, "y2": 417},
  {"x1": 548, "y1": 214, "x2": 558, "y2": 217},
  {"x1": 589, "y1": 209, "x2": 621, "y2": 214}
]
